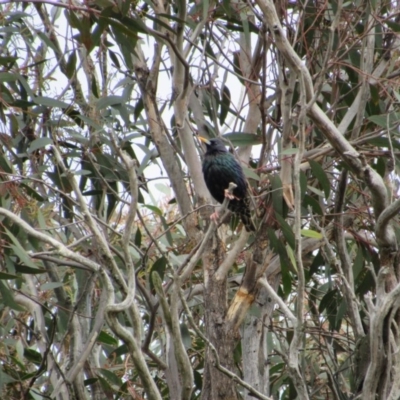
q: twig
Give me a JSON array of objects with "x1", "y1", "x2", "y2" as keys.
[{"x1": 258, "y1": 278, "x2": 296, "y2": 323}]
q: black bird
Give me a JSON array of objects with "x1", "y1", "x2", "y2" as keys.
[{"x1": 199, "y1": 136, "x2": 255, "y2": 232}]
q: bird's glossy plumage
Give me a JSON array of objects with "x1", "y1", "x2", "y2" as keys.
[{"x1": 201, "y1": 137, "x2": 255, "y2": 232}]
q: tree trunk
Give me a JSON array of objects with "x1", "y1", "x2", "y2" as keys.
[{"x1": 202, "y1": 233, "x2": 239, "y2": 400}]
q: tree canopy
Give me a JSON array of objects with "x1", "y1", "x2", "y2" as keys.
[{"x1": 0, "y1": 0, "x2": 400, "y2": 399}]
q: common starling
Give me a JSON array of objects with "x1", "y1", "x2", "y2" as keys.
[{"x1": 199, "y1": 136, "x2": 255, "y2": 232}]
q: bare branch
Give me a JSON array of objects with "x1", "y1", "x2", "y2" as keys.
[
  {"x1": 0, "y1": 208, "x2": 100, "y2": 271},
  {"x1": 258, "y1": 278, "x2": 296, "y2": 323},
  {"x1": 287, "y1": 73, "x2": 309, "y2": 400},
  {"x1": 153, "y1": 273, "x2": 193, "y2": 399}
]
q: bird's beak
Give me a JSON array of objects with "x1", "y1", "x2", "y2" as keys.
[{"x1": 198, "y1": 136, "x2": 210, "y2": 145}]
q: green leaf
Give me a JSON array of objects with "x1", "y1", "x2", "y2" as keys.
[
  {"x1": 303, "y1": 194, "x2": 323, "y2": 215},
  {"x1": 142, "y1": 204, "x2": 163, "y2": 217},
  {"x1": 275, "y1": 213, "x2": 295, "y2": 249},
  {"x1": 66, "y1": 50, "x2": 77, "y2": 79},
  {"x1": 97, "y1": 331, "x2": 118, "y2": 346},
  {"x1": 222, "y1": 132, "x2": 262, "y2": 146},
  {"x1": 286, "y1": 244, "x2": 297, "y2": 272},
  {"x1": 0, "y1": 272, "x2": 18, "y2": 280},
  {"x1": 0, "y1": 369, "x2": 17, "y2": 385},
  {"x1": 100, "y1": 12, "x2": 147, "y2": 36},
  {"x1": 20, "y1": 183, "x2": 45, "y2": 202},
  {"x1": 91, "y1": 75, "x2": 99, "y2": 98},
  {"x1": 5, "y1": 228, "x2": 39, "y2": 270},
  {"x1": 134, "y1": 228, "x2": 142, "y2": 247},
  {"x1": 84, "y1": 378, "x2": 98, "y2": 387},
  {"x1": 96, "y1": 95, "x2": 124, "y2": 110},
  {"x1": 40, "y1": 282, "x2": 64, "y2": 290},
  {"x1": 98, "y1": 368, "x2": 121, "y2": 386},
  {"x1": 0, "y1": 72, "x2": 17, "y2": 82},
  {"x1": 24, "y1": 349, "x2": 42, "y2": 365},
  {"x1": 368, "y1": 113, "x2": 400, "y2": 129},
  {"x1": 134, "y1": 97, "x2": 144, "y2": 121},
  {"x1": 271, "y1": 175, "x2": 283, "y2": 217},
  {"x1": 34, "y1": 96, "x2": 71, "y2": 108},
  {"x1": 65, "y1": 9, "x2": 82, "y2": 30},
  {"x1": 301, "y1": 229, "x2": 323, "y2": 239},
  {"x1": 281, "y1": 148, "x2": 298, "y2": 155},
  {"x1": 96, "y1": 375, "x2": 113, "y2": 393},
  {"x1": 308, "y1": 185, "x2": 325, "y2": 198},
  {"x1": 108, "y1": 344, "x2": 128, "y2": 359},
  {"x1": 0, "y1": 281, "x2": 24, "y2": 311},
  {"x1": 386, "y1": 20, "x2": 400, "y2": 32},
  {"x1": 0, "y1": 154, "x2": 13, "y2": 173},
  {"x1": 353, "y1": 245, "x2": 364, "y2": 280},
  {"x1": 219, "y1": 85, "x2": 231, "y2": 125},
  {"x1": 108, "y1": 49, "x2": 120, "y2": 68},
  {"x1": 367, "y1": 114, "x2": 387, "y2": 127},
  {"x1": 300, "y1": 170, "x2": 307, "y2": 201},
  {"x1": 180, "y1": 323, "x2": 192, "y2": 350},
  {"x1": 243, "y1": 167, "x2": 260, "y2": 181},
  {"x1": 0, "y1": 56, "x2": 17, "y2": 67},
  {"x1": 28, "y1": 137, "x2": 53, "y2": 153},
  {"x1": 373, "y1": 156, "x2": 386, "y2": 177},
  {"x1": 73, "y1": 170, "x2": 92, "y2": 176},
  {"x1": 335, "y1": 297, "x2": 347, "y2": 331},
  {"x1": 150, "y1": 257, "x2": 167, "y2": 291},
  {"x1": 319, "y1": 288, "x2": 337, "y2": 313},
  {"x1": 309, "y1": 159, "x2": 330, "y2": 199},
  {"x1": 154, "y1": 183, "x2": 171, "y2": 197},
  {"x1": 15, "y1": 264, "x2": 46, "y2": 274}
]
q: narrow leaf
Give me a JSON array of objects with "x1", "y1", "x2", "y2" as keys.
[
  {"x1": 96, "y1": 95, "x2": 124, "y2": 110},
  {"x1": 66, "y1": 51, "x2": 77, "y2": 79},
  {"x1": 28, "y1": 137, "x2": 52, "y2": 153},
  {"x1": 219, "y1": 86, "x2": 231, "y2": 125},
  {"x1": 222, "y1": 132, "x2": 262, "y2": 146},
  {"x1": 0, "y1": 281, "x2": 24, "y2": 311},
  {"x1": 309, "y1": 159, "x2": 330, "y2": 199},
  {"x1": 301, "y1": 229, "x2": 323, "y2": 239},
  {"x1": 34, "y1": 96, "x2": 70, "y2": 108},
  {"x1": 97, "y1": 331, "x2": 118, "y2": 346},
  {"x1": 243, "y1": 167, "x2": 260, "y2": 181}
]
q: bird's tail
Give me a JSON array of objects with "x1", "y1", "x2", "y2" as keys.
[
  {"x1": 241, "y1": 213, "x2": 256, "y2": 232},
  {"x1": 229, "y1": 198, "x2": 256, "y2": 232}
]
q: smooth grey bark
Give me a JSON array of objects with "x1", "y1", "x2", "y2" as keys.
[
  {"x1": 201, "y1": 233, "x2": 239, "y2": 400},
  {"x1": 241, "y1": 278, "x2": 279, "y2": 400}
]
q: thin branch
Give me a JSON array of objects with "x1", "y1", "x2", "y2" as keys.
[
  {"x1": 376, "y1": 197, "x2": 400, "y2": 244},
  {"x1": 288, "y1": 72, "x2": 309, "y2": 400},
  {"x1": 51, "y1": 290, "x2": 107, "y2": 399},
  {"x1": 258, "y1": 278, "x2": 296, "y2": 323},
  {"x1": 0, "y1": 208, "x2": 100, "y2": 271},
  {"x1": 153, "y1": 273, "x2": 193, "y2": 399},
  {"x1": 362, "y1": 270, "x2": 400, "y2": 398}
]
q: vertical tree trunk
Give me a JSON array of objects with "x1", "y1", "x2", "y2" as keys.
[
  {"x1": 201, "y1": 233, "x2": 239, "y2": 400},
  {"x1": 241, "y1": 281, "x2": 278, "y2": 400}
]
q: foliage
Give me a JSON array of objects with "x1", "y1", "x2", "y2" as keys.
[{"x1": 0, "y1": 0, "x2": 400, "y2": 399}]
